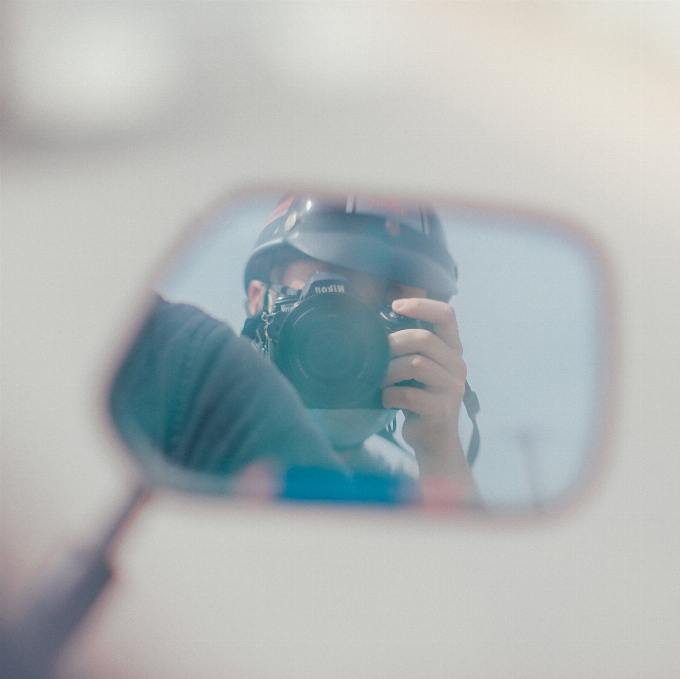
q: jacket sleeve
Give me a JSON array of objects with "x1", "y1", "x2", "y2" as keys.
[{"x1": 109, "y1": 296, "x2": 347, "y2": 476}]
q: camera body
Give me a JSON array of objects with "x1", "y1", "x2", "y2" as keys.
[{"x1": 244, "y1": 273, "x2": 433, "y2": 409}]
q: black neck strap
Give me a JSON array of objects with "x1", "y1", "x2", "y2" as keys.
[{"x1": 463, "y1": 381, "x2": 481, "y2": 466}]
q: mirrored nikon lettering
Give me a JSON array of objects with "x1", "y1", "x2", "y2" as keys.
[{"x1": 314, "y1": 284, "x2": 345, "y2": 294}]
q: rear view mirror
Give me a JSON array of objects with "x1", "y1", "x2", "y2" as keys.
[{"x1": 108, "y1": 189, "x2": 610, "y2": 513}]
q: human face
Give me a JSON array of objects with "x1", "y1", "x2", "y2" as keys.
[
  {"x1": 281, "y1": 258, "x2": 427, "y2": 307},
  {"x1": 248, "y1": 258, "x2": 427, "y2": 316}
]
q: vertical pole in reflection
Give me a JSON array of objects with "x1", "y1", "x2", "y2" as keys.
[{"x1": 516, "y1": 427, "x2": 543, "y2": 511}]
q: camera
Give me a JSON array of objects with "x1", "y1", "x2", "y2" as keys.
[{"x1": 242, "y1": 273, "x2": 433, "y2": 409}]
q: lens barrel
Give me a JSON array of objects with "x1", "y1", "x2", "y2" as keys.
[{"x1": 273, "y1": 293, "x2": 390, "y2": 409}]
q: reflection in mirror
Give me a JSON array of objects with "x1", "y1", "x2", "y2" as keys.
[{"x1": 109, "y1": 190, "x2": 608, "y2": 512}]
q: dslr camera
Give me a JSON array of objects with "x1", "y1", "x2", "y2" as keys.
[{"x1": 243, "y1": 273, "x2": 433, "y2": 410}]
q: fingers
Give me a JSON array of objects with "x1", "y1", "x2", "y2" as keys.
[
  {"x1": 382, "y1": 384, "x2": 437, "y2": 417},
  {"x1": 382, "y1": 353, "x2": 466, "y2": 391},
  {"x1": 382, "y1": 355, "x2": 466, "y2": 420},
  {"x1": 392, "y1": 297, "x2": 462, "y2": 353},
  {"x1": 386, "y1": 296, "x2": 467, "y2": 398},
  {"x1": 382, "y1": 384, "x2": 460, "y2": 420},
  {"x1": 387, "y1": 329, "x2": 463, "y2": 374}
]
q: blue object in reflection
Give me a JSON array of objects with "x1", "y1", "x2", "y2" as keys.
[{"x1": 280, "y1": 466, "x2": 420, "y2": 504}]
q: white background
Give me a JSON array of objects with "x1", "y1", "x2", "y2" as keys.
[{"x1": 2, "y1": 3, "x2": 680, "y2": 678}]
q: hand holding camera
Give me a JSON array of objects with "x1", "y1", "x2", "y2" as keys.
[{"x1": 381, "y1": 296, "x2": 472, "y2": 480}]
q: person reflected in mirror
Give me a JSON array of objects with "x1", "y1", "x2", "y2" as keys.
[{"x1": 242, "y1": 195, "x2": 478, "y2": 503}]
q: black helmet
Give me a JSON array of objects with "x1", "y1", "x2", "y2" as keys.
[{"x1": 243, "y1": 194, "x2": 458, "y2": 299}]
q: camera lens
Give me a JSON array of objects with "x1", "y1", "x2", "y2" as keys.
[
  {"x1": 304, "y1": 322, "x2": 356, "y2": 380},
  {"x1": 275, "y1": 293, "x2": 390, "y2": 409}
]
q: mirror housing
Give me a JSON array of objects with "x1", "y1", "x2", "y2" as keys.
[{"x1": 108, "y1": 189, "x2": 610, "y2": 513}]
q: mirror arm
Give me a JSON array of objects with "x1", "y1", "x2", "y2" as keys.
[{"x1": 2, "y1": 483, "x2": 149, "y2": 679}]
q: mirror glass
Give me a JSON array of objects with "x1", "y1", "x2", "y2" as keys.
[{"x1": 109, "y1": 189, "x2": 608, "y2": 512}]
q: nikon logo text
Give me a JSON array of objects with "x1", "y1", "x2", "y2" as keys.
[{"x1": 314, "y1": 284, "x2": 345, "y2": 294}]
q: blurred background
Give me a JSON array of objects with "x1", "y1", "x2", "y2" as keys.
[{"x1": 2, "y1": 3, "x2": 680, "y2": 679}]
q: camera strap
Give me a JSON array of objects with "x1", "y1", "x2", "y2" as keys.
[
  {"x1": 463, "y1": 381, "x2": 480, "y2": 466},
  {"x1": 382, "y1": 381, "x2": 480, "y2": 466}
]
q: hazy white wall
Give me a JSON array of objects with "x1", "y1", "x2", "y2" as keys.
[{"x1": 2, "y1": 3, "x2": 680, "y2": 678}]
